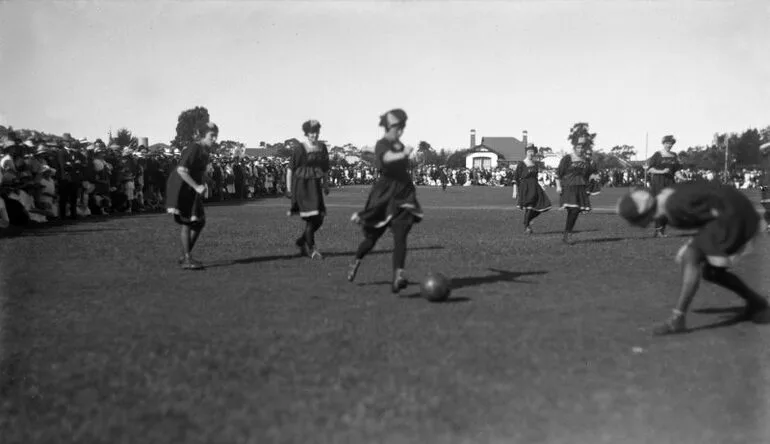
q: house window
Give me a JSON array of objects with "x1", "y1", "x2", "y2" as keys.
[{"x1": 473, "y1": 156, "x2": 491, "y2": 169}]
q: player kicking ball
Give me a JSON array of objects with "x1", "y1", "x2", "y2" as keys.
[{"x1": 616, "y1": 182, "x2": 770, "y2": 335}]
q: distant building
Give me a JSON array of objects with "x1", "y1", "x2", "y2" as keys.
[
  {"x1": 465, "y1": 145, "x2": 500, "y2": 169},
  {"x1": 464, "y1": 130, "x2": 529, "y2": 169}
]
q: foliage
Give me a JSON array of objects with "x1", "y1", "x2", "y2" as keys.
[
  {"x1": 218, "y1": 140, "x2": 245, "y2": 157},
  {"x1": 609, "y1": 145, "x2": 636, "y2": 161},
  {"x1": 113, "y1": 128, "x2": 138, "y2": 148},
  {"x1": 172, "y1": 106, "x2": 210, "y2": 148},
  {"x1": 567, "y1": 122, "x2": 596, "y2": 149}
]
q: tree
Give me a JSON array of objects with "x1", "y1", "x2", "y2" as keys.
[
  {"x1": 329, "y1": 145, "x2": 346, "y2": 159},
  {"x1": 416, "y1": 140, "x2": 438, "y2": 165},
  {"x1": 592, "y1": 151, "x2": 627, "y2": 170},
  {"x1": 172, "y1": 106, "x2": 210, "y2": 148},
  {"x1": 609, "y1": 145, "x2": 636, "y2": 161},
  {"x1": 567, "y1": 122, "x2": 597, "y2": 149},
  {"x1": 219, "y1": 139, "x2": 245, "y2": 157},
  {"x1": 446, "y1": 149, "x2": 472, "y2": 168},
  {"x1": 114, "y1": 128, "x2": 138, "y2": 148},
  {"x1": 732, "y1": 128, "x2": 761, "y2": 167}
]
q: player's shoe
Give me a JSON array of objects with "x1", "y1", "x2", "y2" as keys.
[
  {"x1": 392, "y1": 269, "x2": 408, "y2": 294},
  {"x1": 524, "y1": 226, "x2": 533, "y2": 235},
  {"x1": 744, "y1": 300, "x2": 770, "y2": 324},
  {"x1": 652, "y1": 314, "x2": 686, "y2": 335},
  {"x1": 310, "y1": 249, "x2": 323, "y2": 260},
  {"x1": 181, "y1": 257, "x2": 204, "y2": 270},
  {"x1": 295, "y1": 238, "x2": 309, "y2": 257},
  {"x1": 347, "y1": 259, "x2": 361, "y2": 282}
]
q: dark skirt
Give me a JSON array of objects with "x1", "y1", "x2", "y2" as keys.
[
  {"x1": 678, "y1": 212, "x2": 763, "y2": 268},
  {"x1": 586, "y1": 179, "x2": 602, "y2": 196},
  {"x1": 353, "y1": 177, "x2": 423, "y2": 228},
  {"x1": 559, "y1": 185, "x2": 591, "y2": 212},
  {"x1": 650, "y1": 174, "x2": 675, "y2": 196},
  {"x1": 165, "y1": 172, "x2": 205, "y2": 223},
  {"x1": 289, "y1": 177, "x2": 325, "y2": 219},
  {"x1": 516, "y1": 178, "x2": 552, "y2": 212}
]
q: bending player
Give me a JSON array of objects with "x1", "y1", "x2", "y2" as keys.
[{"x1": 617, "y1": 182, "x2": 770, "y2": 335}]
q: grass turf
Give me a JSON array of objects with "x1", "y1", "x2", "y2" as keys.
[{"x1": 1, "y1": 186, "x2": 769, "y2": 444}]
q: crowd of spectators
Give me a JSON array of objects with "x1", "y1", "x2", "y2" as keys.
[
  {"x1": 1, "y1": 130, "x2": 765, "y2": 234},
  {"x1": 0, "y1": 131, "x2": 291, "y2": 230}
]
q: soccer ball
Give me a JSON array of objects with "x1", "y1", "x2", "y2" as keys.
[{"x1": 420, "y1": 272, "x2": 452, "y2": 302}]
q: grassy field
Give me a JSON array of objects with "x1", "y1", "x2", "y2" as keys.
[{"x1": 1, "y1": 185, "x2": 769, "y2": 444}]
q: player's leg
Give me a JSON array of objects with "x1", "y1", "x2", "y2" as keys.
[
  {"x1": 702, "y1": 264, "x2": 770, "y2": 321},
  {"x1": 390, "y1": 217, "x2": 414, "y2": 293},
  {"x1": 563, "y1": 207, "x2": 579, "y2": 243},
  {"x1": 348, "y1": 225, "x2": 386, "y2": 282},
  {"x1": 653, "y1": 243, "x2": 703, "y2": 335},
  {"x1": 305, "y1": 215, "x2": 324, "y2": 259}
]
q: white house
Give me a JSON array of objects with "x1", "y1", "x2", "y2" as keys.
[{"x1": 465, "y1": 146, "x2": 499, "y2": 170}]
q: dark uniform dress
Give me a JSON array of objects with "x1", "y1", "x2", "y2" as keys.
[
  {"x1": 557, "y1": 154, "x2": 592, "y2": 212},
  {"x1": 647, "y1": 151, "x2": 680, "y2": 195},
  {"x1": 353, "y1": 138, "x2": 423, "y2": 228},
  {"x1": 758, "y1": 162, "x2": 770, "y2": 226},
  {"x1": 288, "y1": 142, "x2": 329, "y2": 219},
  {"x1": 585, "y1": 159, "x2": 602, "y2": 195},
  {"x1": 661, "y1": 183, "x2": 764, "y2": 267},
  {"x1": 165, "y1": 143, "x2": 209, "y2": 224},
  {"x1": 514, "y1": 160, "x2": 551, "y2": 212}
]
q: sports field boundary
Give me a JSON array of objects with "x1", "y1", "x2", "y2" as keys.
[{"x1": 244, "y1": 201, "x2": 766, "y2": 215}]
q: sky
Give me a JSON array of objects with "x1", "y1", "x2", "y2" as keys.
[{"x1": 1, "y1": 0, "x2": 768, "y2": 159}]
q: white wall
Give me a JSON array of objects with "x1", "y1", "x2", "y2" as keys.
[{"x1": 465, "y1": 151, "x2": 499, "y2": 169}]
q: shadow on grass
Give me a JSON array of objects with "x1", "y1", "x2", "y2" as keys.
[
  {"x1": 686, "y1": 315, "x2": 747, "y2": 333},
  {"x1": 450, "y1": 268, "x2": 548, "y2": 289},
  {"x1": 692, "y1": 306, "x2": 744, "y2": 315},
  {"x1": 572, "y1": 232, "x2": 694, "y2": 244},
  {"x1": 207, "y1": 245, "x2": 445, "y2": 268},
  {"x1": 25, "y1": 228, "x2": 126, "y2": 237},
  {"x1": 536, "y1": 229, "x2": 598, "y2": 235}
]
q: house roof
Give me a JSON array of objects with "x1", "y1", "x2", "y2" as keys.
[
  {"x1": 148, "y1": 142, "x2": 170, "y2": 152},
  {"x1": 468, "y1": 145, "x2": 503, "y2": 157},
  {"x1": 244, "y1": 147, "x2": 279, "y2": 157},
  {"x1": 480, "y1": 137, "x2": 526, "y2": 161}
]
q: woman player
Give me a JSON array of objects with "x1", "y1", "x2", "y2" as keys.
[
  {"x1": 583, "y1": 146, "x2": 602, "y2": 196},
  {"x1": 617, "y1": 182, "x2": 770, "y2": 335},
  {"x1": 646, "y1": 135, "x2": 682, "y2": 237},
  {"x1": 512, "y1": 145, "x2": 551, "y2": 234},
  {"x1": 286, "y1": 120, "x2": 330, "y2": 259},
  {"x1": 555, "y1": 136, "x2": 597, "y2": 244},
  {"x1": 347, "y1": 109, "x2": 423, "y2": 293},
  {"x1": 166, "y1": 121, "x2": 218, "y2": 270}
]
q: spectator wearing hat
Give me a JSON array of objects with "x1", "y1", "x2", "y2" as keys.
[
  {"x1": 114, "y1": 148, "x2": 137, "y2": 214},
  {"x1": 555, "y1": 135, "x2": 594, "y2": 244},
  {"x1": 36, "y1": 165, "x2": 58, "y2": 218},
  {"x1": 56, "y1": 135, "x2": 84, "y2": 219},
  {"x1": 90, "y1": 145, "x2": 112, "y2": 214},
  {"x1": 646, "y1": 135, "x2": 682, "y2": 237},
  {"x1": 286, "y1": 119, "x2": 330, "y2": 259},
  {"x1": 348, "y1": 109, "x2": 423, "y2": 293},
  {"x1": 165, "y1": 121, "x2": 218, "y2": 270}
]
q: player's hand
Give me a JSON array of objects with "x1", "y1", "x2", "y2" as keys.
[
  {"x1": 285, "y1": 190, "x2": 292, "y2": 200},
  {"x1": 512, "y1": 191, "x2": 517, "y2": 199},
  {"x1": 195, "y1": 184, "x2": 206, "y2": 195},
  {"x1": 404, "y1": 145, "x2": 414, "y2": 156},
  {"x1": 556, "y1": 186, "x2": 562, "y2": 195}
]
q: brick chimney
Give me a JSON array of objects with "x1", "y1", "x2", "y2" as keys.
[
  {"x1": 522, "y1": 130, "x2": 528, "y2": 147},
  {"x1": 470, "y1": 129, "x2": 476, "y2": 148}
]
